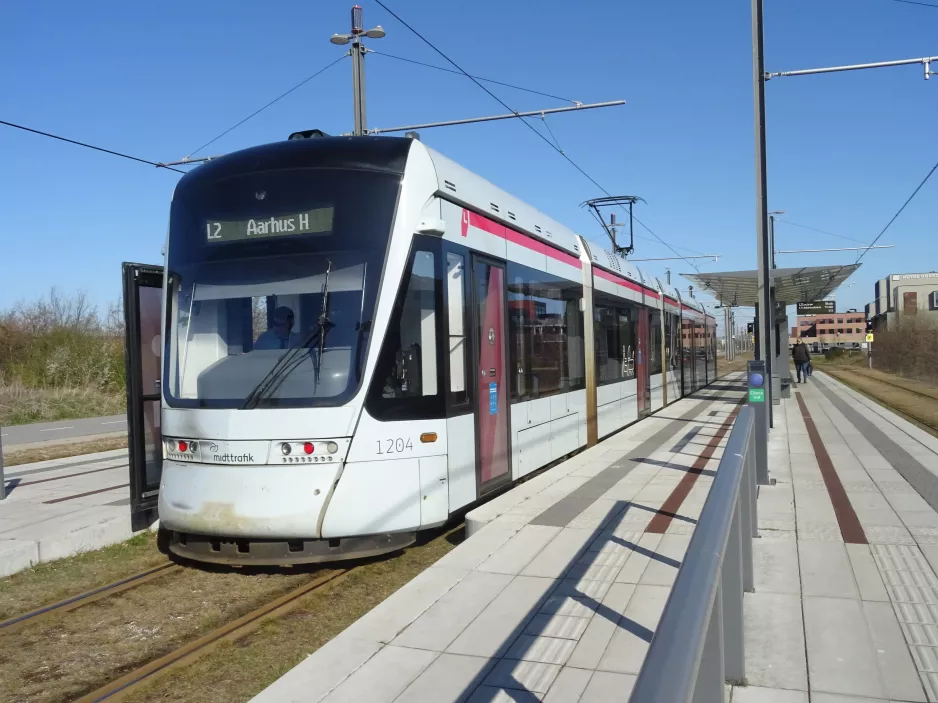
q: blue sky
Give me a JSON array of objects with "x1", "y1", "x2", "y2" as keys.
[{"x1": 2, "y1": 0, "x2": 935, "y2": 326}]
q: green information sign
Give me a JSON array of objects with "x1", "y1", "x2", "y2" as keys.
[{"x1": 749, "y1": 388, "x2": 765, "y2": 403}]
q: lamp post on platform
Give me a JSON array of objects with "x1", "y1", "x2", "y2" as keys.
[{"x1": 331, "y1": 5, "x2": 386, "y2": 136}]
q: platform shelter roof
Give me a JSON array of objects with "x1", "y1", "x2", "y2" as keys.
[{"x1": 681, "y1": 264, "x2": 860, "y2": 307}]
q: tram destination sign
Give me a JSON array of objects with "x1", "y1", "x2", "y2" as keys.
[
  {"x1": 204, "y1": 206, "x2": 334, "y2": 243},
  {"x1": 796, "y1": 300, "x2": 836, "y2": 315}
]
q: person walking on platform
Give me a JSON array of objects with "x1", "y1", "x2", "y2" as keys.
[{"x1": 792, "y1": 339, "x2": 811, "y2": 384}]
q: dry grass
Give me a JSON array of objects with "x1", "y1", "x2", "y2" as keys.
[
  {"x1": 0, "y1": 382, "x2": 124, "y2": 427},
  {"x1": 0, "y1": 525, "x2": 462, "y2": 703},
  {"x1": 124, "y1": 527, "x2": 463, "y2": 703},
  {"x1": 1, "y1": 558, "x2": 324, "y2": 702},
  {"x1": 3, "y1": 436, "x2": 128, "y2": 467},
  {"x1": 718, "y1": 353, "x2": 753, "y2": 378},
  {"x1": 0, "y1": 532, "x2": 163, "y2": 622},
  {"x1": 820, "y1": 366, "x2": 938, "y2": 437}
]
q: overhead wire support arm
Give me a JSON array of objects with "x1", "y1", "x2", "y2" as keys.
[
  {"x1": 766, "y1": 55, "x2": 938, "y2": 80},
  {"x1": 365, "y1": 100, "x2": 625, "y2": 135}
]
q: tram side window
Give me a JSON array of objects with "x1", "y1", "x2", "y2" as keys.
[
  {"x1": 665, "y1": 312, "x2": 680, "y2": 371},
  {"x1": 649, "y1": 312, "x2": 662, "y2": 375},
  {"x1": 507, "y1": 262, "x2": 584, "y2": 401},
  {"x1": 593, "y1": 294, "x2": 637, "y2": 385},
  {"x1": 366, "y1": 248, "x2": 444, "y2": 420}
]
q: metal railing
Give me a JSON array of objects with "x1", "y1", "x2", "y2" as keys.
[{"x1": 630, "y1": 404, "x2": 758, "y2": 703}]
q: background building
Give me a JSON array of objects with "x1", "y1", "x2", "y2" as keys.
[
  {"x1": 790, "y1": 311, "x2": 867, "y2": 351},
  {"x1": 866, "y1": 272, "x2": 938, "y2": 331}
]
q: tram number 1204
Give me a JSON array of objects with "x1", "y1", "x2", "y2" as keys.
[{"x1": 377, "y1": 438, "x2": 414, "y2": 455}]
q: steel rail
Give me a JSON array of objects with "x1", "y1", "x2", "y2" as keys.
[
  {"x1": 73, "y1": 568, "x2": 353, "y2": 703},
  {"x1": 0, "y1": 563, "x2": 182, "y2": 633}
]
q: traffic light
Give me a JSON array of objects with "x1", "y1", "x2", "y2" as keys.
[{"x1": 747, "y1": 322, "x2": 754, "y2": 334}]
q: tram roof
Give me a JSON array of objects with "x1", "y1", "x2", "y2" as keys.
[{"x1": 681, "y1": 264, "x2": 861, "y2": 307}]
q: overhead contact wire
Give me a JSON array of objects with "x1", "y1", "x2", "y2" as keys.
[
  {"x1": 373, "y1": 0, "x2": 700, "y2": 272},
  {"x1": 0, "y1": 120, "x2": 186, "y2": 174}
]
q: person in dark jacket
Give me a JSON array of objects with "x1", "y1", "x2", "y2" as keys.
[{"x1": 792, "y1": 339, "x2": 811, "y2": 383}]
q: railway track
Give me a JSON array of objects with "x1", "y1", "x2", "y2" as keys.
[
  {"x1": 830, "y1": 366, "x2": 938, "y2": 403},
  {"x1": 819, "y1": 367, "x2": 938, "y2": 434},
  {"x1": 73, "y1": 567, "x2": 353, "y2": 703},
  {"x1": 0, "y1": 562, "x2": 183, "y2": 634},
  {"x1": 1, "y1": 522, "x2": 462, "y2": 702}
]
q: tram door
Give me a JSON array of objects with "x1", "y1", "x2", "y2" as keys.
[
  {"x1": 636, "y1": 308, "x2": 651, "y2": 418},
  {"x1": 471, "y1": 257, "x2": 510, "y2": 494},
  {"x1": 123, "y1": 262, "x2": 164, "y2": 531}
]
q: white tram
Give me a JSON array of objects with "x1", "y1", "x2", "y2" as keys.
[{"x1": 121, "y1": 134, "x2": 717, "y2": 565}]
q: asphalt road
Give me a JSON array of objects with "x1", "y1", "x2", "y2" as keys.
[{"x1": 0, "y1": 415, "x2": 127, "y2": 447}]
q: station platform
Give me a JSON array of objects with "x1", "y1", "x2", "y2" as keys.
[
  {"x1": 0, "y1": 448, "x2": 134, "y2": 577},
  {"x1": 250, "y1": 370, "x2": 938, "y2": 703}
]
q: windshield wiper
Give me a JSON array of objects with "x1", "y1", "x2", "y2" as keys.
[
  {"x1": 313, "y1": 260, "x2": 334, "y2": 392},
  {"x1": 241, "y1": 260, "x2": 334, "y2": 409}
]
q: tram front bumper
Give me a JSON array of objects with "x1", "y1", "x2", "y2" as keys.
[
  {"x1": 158, "y1": 460, "x2": 341, "y2": 539},
  {"x1": 164, "y1": 530, "x2": 416, "y2": 566}
]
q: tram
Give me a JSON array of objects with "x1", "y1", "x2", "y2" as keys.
[{"x1": 122, "y1": 134, "x2": 717, "y2": 565}]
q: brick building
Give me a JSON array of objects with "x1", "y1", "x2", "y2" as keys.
[{"x1": 790, "y1": 311, "x2": 867, "y2": 351}]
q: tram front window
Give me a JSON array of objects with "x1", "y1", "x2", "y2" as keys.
[{"x1": 164, "y1": 166, "x2": 400, "y2": 409}]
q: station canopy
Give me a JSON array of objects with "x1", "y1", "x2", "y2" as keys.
[{"x1": 681, "y1": 264, "x2": 861, "y2": 307}]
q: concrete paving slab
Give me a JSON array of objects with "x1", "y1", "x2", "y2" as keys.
[
  {"x1": 804, "y1": 596, "x2": 885, "y2": 698},
  {"x1": 447, "y1": 576, "x2": 556, "y2": 658},
  {"x1": 540, "y1": 667, "x2": 592, "y2": 703},
  {"x1": 395, "y1": 653, "x2": 495, "y2": 703},
  {"x1": 754, "y1": 537, "x2": 801, "y2": 595},
  {"x1": 320, "y1": 644, "x2": 437, "y2": 703},
  {"x1": 862, "y1": 600, "x2": 928, "y2": 702},
  {"x1": 467, "y1": 685, "x2": 543, "y2": 702},
  {"x1": 251, "y1": 635, "x2": 384, "y2": 703},
  {"x1": 731, "y1": 687, "x2": 808, "y2": 703},
  {"x1": 799, "y1": 540, "x2": 860, "y2": 600},
  {"x1": 482, "y1": 659, "x2": 560, "y2": 694},
  {"x1": 344, "y1": 566, "x2": 470, "y2": 644},
  {"x1": 392, "y1": 571, "x2": 513, "y2": 652},
  {"x1": 577, "y1": 670, "x2": 635, "y2": 701},
  {"x1": 476, "y1": 525, "x2": 562, "y2": 576},
  {"x1": 845, "y1": 544, "x2": 889, "y2": 602},
  {"x1": 744, "y1": 592, "x2": 808, "y2": 691},
  {"x1": 596, "y1": 584, "x2": 669, "y2": 675}
]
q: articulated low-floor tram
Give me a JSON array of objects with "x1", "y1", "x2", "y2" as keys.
[{"x1": 122, "y1": 134, "x2": 717, "y2": 565}]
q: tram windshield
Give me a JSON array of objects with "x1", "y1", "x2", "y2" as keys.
[{"x1": 164, "y1": 167, "x2": 400, "y2": 409}]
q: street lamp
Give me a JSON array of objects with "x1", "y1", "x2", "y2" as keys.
[{"x1": 331, "y1": 5, "x2": 385, "y2": 135}]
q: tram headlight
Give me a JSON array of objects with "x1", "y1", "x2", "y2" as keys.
[
  {"x1": 280, "y1": 442, "x2": 292, "y2": 456},
  {"x1": 325, "y1": 441, "x2": 339, "y2": 454}
]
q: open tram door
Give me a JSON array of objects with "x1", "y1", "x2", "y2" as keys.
[{"x1": 122, "y1": 262, "x2": 164, "y2": 531}]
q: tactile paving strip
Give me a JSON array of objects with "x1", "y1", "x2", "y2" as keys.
[{"x1": 871, "y1": 544, "x2": 938, "y2": 700}]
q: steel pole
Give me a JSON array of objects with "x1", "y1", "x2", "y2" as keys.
[
  {"x1": 753, "y1": 0, "x2": 773, "y2": 424},
  {"x1": 351, "y1": 37, "x2": 367, "y2": 135},
  {"x1": 661, "y1": 294, "x2": 668, "y2": 406},
  {"x1": 724, "y1": 307, "x2": 730, "y2": 360}
]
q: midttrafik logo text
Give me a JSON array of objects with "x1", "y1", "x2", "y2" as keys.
[{"x1": 213, "y1": 453, "x2": 255, "y2": 463}]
